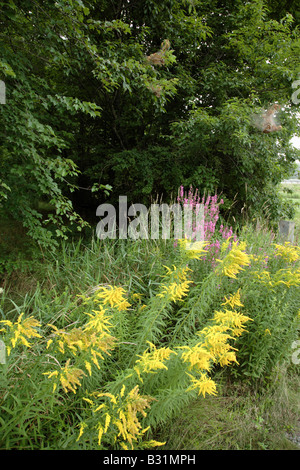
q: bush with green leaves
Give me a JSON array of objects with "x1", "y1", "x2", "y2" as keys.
[{"x1": 1, "y1": 0, "x2": 300, "y2": 270}]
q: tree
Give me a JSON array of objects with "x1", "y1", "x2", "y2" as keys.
[
  {"x1": 1, "y1": 0, "x2": 300, "y2": 265},
  {"x1": 0, "y1": 0, "x2": 177, "y2": 254}
]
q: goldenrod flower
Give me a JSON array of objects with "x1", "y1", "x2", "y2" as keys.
[
  {"x1": 253, "y1": 268, "x2": 300, "y2": 288},
  {"x1": 134, "y1": 341, "x2": 176, "y2": 380},
  {"x1": 94, "y1": 286, "x2": 131, "y2": 311},
  {"x1": 186, "y1": 372, "x2": 218, "y2": 397},
  {"x1": 157, "y1": 279, "x2": 192, "y2": 302},
  {"x1": 46, "y1": 319, "x2": 116, "y2": 375},
  {"x1": 43, "y1": 359, "x2": 86, "y2": 393},
  {"x1": 142, "y1": 440, "x2": 166, "y2": 448},
  {"x1": 216, "y1": 241, "x2": 251, "y2": 278},
  {"x1": 76, "y1": 422, "x2": 88, "y2": 441},
  {"x1": 217, "y1": 350, "x2": 238, "y2": 367},
  {"x1": 81, "y1": 385, "x2": 158, "y2": 449},
  {"x1": 273, "y1": 242, "x2": 300, "y2": 263},
  {"x1": 178, "y1": 238, "x2": 209, "y2": 260},
  {"x1": 131, "y1": 293, "x2": 144, "y2": 302},
  {"x1": 179, "y1": 343, "x2": 214, "y2": 371},
  {"x1": 85, "y1": 361, "x2": 92, "y2": 376},
  {"x1": 157, "y1": 265, "x2": 193, "y2": 302},
  {"x1": 47, "y1": 325, "x2": 91, "y2": 355},
  {"x1": 97, "y1": 423, "x2": 104, "y2": 446},
  {"x1": 221, "y1": 289, "x2": 244, "y2": 309},
  {"x1": 212, "y1": 309, "x2": 252, "y2": 337},
  {"x1": 200, "y1": 324, "x2": 233, "y2": 345},
  {"x1": 84, "y1": 306, "x2": 112, "y2": 333},
  {"x1": 0, "y1": 313, "x2": 41, "y2": 355},
  {"x1": 162, "y1": 264, "x2": 192, "y2": 278}
]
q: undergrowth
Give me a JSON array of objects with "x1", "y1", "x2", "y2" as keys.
[{"x1": 0, "y1": 222, "x2": 299, "y2": 450}]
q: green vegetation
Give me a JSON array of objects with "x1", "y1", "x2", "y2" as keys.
[
  {"x1": 0, "y1": 225, "x2": 299, "y2": 450},
  {"x1": 280, "y1": 183, "x2": 300, "y2": 239},
  {"x1": 1, "y1": 0, "x2": 300, "y2": 264},
  {"x1": 1, "y1": 0, "x2": 300, "y2": 451},
  {"x1": 155, "y1": 367, "x2": 300, "y2": 450}
]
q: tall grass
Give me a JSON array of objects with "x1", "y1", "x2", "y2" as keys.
[{"x1": 0, "y1": 223, "x2": 299, "y2": 450}]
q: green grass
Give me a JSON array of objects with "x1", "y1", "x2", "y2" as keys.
[
  {"x1": 0, "y1": 218, "x2": 299, "y2": 450},
  {"x1": 279, "y1": 183, "x2": 300, "y2": 241},
  {"x1": 154, "y1": 366, "x2": 300, "y2": 450}
]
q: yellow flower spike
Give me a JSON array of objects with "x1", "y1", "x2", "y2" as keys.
[
  {"x1": 94, "y1": 285, "x2": 131, "y2": 311},
  {"x1": 84, "y1": 307, "x2": 112, "y2": 333},
  {"x1": 43, "y1": 370, "x2": 59, "y2": 379},
  {"x1": 85, "y1": 361, "x2": 92, "y2": 376},
  {"x1": 178, "y1": 238, "x2": 209, "y2": 260},
  {"x1": 78, "y1": 385, "x2": 157, "y2": 450},
  {"x1": 0, "y1": 319, "x2": 13, "y2": 327},
  {"x1": 217, "y1": 350, "x2": 239, "y2": 367},
  {"x1": 134, "y1": 342, "x2": 176, "y2": 378},
  {"x1": 273, "y1": 241, "x2": 300, "y2": 263},
  {"x1": 0, "y1": 313, "x2": 42, "y2": 353},
  {"x1": 162, "y1": 265, "x2": 172, "y2": 275},
  {"x1": 97, "y1": 423, "x2": 104, "y2": 446},
  {"x1": 179, "y1": 344, "x2": 214, "y2": 371},
  {"x1": 120, "y1": 442, "x2": 129, "y2": 450},
  {"x1": 221, "y1": 289, "x2": 244, "y2": 309},
  {"x1": 142, "y1": 426, "x2": 151, "y2": 434},
  {"x1": 157, "y1": 265, "x2": 193, "y2": 302},
  {"x1": 43, "y1": 360, "x2": 86, "y2": 394},
  {"x1": 104, "y1": 413, "x2": 111, "y2": 433},
  {"x1": 216, "y1": 241, "x2": 251, "y2": 279},
  {"x1": 213, "y1": 309, "x2": 252, "y2": 331},
  {"x1": 186, "y1": 372, "x2": 218, "y2": 397},
  {"x1": 144, "y1": 440, "x2": 166, "y2": 448},
  {"x1": 76, "y1": 422, "x2": 87, "y2": 442},
  {"x1": 94, "y1": 404, "x2": 106, "y2": 413},
  {"x1": 82, "y1": 397, "x2": 94, "y2": 405}
]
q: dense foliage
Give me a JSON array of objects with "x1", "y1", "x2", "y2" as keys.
[
  {"x1": 0, "y1": 227, "x2": 299, "y2": 449},
  {"x1": 1, "y1": 0, "x2": 300, "y2": 261}
]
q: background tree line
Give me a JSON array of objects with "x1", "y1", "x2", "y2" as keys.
[{"x1": 1, "y1": 0, "x2": 300, "y2": 258}]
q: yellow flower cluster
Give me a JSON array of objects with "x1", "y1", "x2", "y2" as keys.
[
  {"x1": 216, "y1": 240, "x2": 251, "y2": 278},
  {"x1": 94, "y1": 286, "x2": 131, "y2": 311},
  {"x1": 79, "y1": 385, "x2": 165, "y2": 450},
  {"x1": 180, "y1": 289, "x2": 252, "y2": 396},
  {"x1": 186, "y1": 373, "x2": 217, "y2": 397},
  {"x1": 157, "y1": 265, "x2": 193, "y2": 302},
  {"x1": 253, "y1": 268, "x2": 300, "y2": 288},
  {"x1": 273, "y1": 242, "x2": 300, "y2": 264},
  {"x1": 43, "y1": 359, "x2": 86, "y2": 393},
  {"x1": 200, "y1": 324, "x2": 237, "y2": 365},
  {"x1": 212, "y1": 310, "x2": 252, "y2": 337},
  {"x1": 0, "y1": 312, "x2": 42, "y2": 356},
  {"x1": 179, "y1": 343, "x2": 214, "y2": 372},
  {"x1": 44, "y1": 307, "x2": 116, "y2": 388},
  {"x1": 178, "y1": 238, "x2": 209, "y2": 260},
  {"x1": 221, "y1": 288, "x2": 244, "y2": 309},
  {"x1": 134, "y1": 341, "x2": 176, "y2": 381}
]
